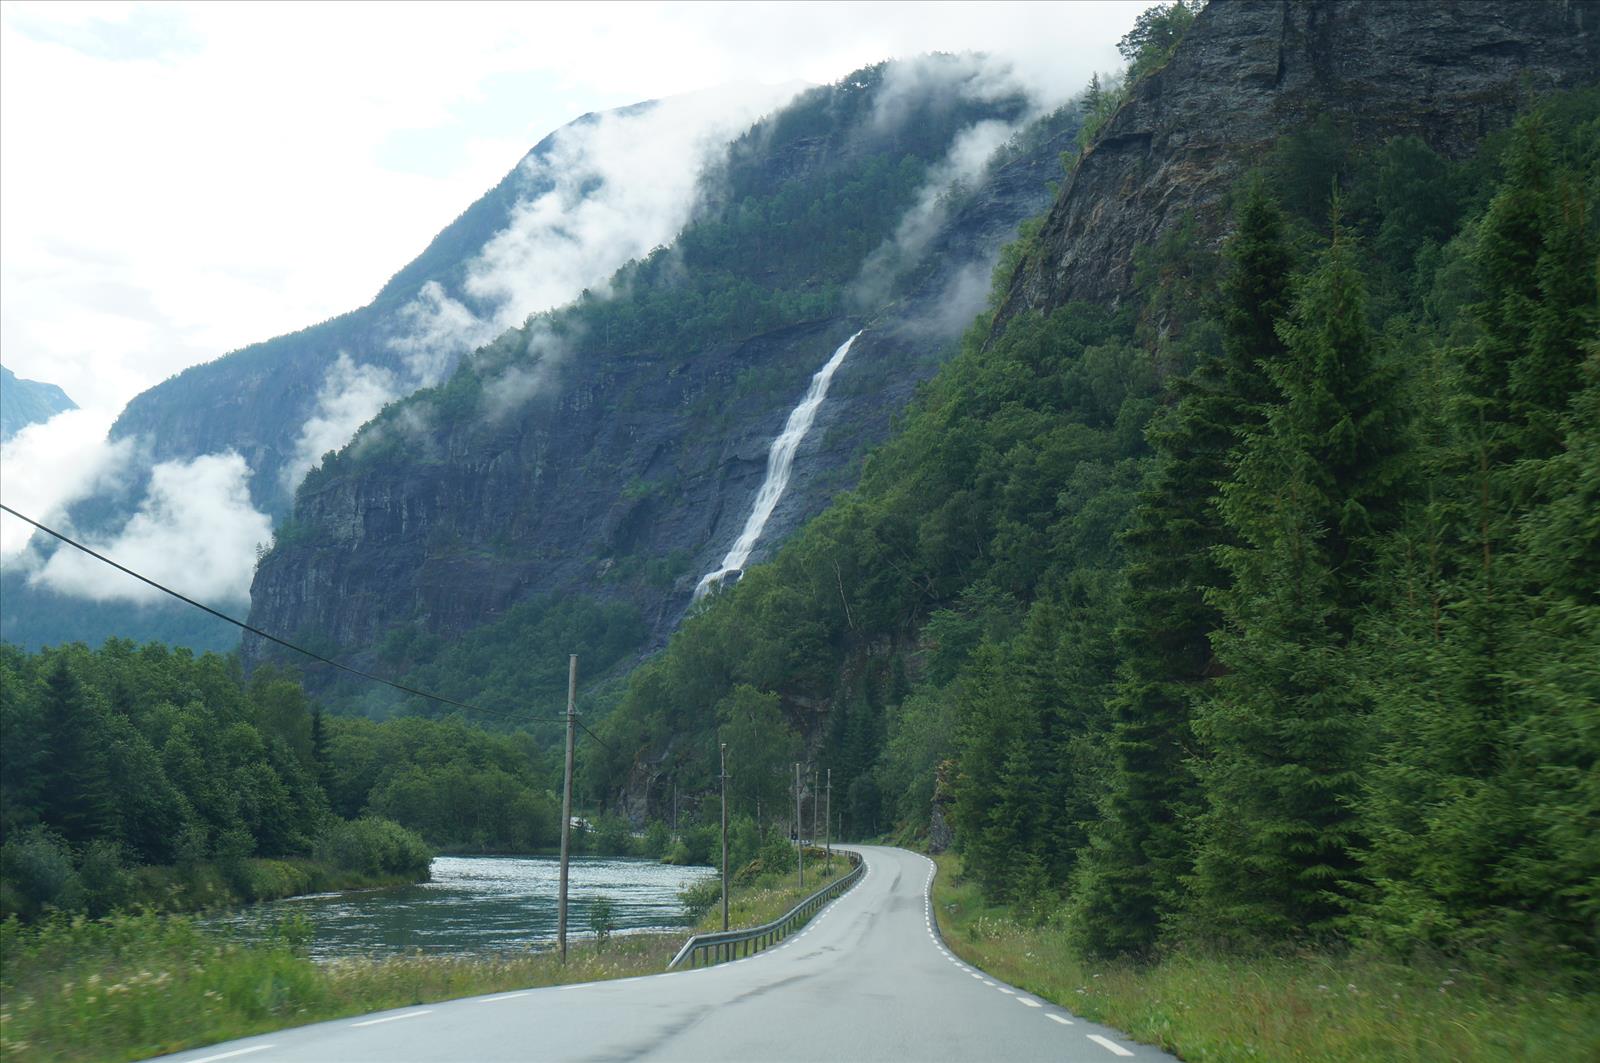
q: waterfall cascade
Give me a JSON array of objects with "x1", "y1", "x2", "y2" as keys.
[{"x1": 694, "y1": 330, "x2": 864, "y2": 599}]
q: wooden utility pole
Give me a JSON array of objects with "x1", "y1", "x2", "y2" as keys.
[
  {"x1": 719, "y1": 742, "x2": 730, "y2": 931},
  {"x1": 557, "y1": 655, "x2": 577, "y2": 962},
  {"x1": 794, "y1": 762, "x2": 804, "y2": 889},
  {"x1": 825, "y1": 768, "x2": 832, "y2": 869},
  {"x1": 811, "y1": 769, "x2": 819, "y2": 850}
]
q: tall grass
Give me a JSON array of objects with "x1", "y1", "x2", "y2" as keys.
[
  {"x1": 0, "y1": 848, "x2": 849, "y2": 1062},
  {"x1": 0, "y1": 912, "x2": 678, "y2": 1063},
  {"x1": 931, "y1": 854, "x2": 1600, "y2": 1063}
]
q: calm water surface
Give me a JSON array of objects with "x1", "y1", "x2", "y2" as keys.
[{"x1": 205, "y1": 856, "x2": 714, "y2": 961}]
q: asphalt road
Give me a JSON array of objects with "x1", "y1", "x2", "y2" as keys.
[{"x1": 153, "y1": 846, "x2": 1173, "y2": 1062}]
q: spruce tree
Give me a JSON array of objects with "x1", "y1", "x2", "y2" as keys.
[
  {"x1": 1072, "y1": 179, "x2": 1292, "y2": 957},
  {"x1": 1357, "y1": 111, "x2": 1598, "y2": 957},
  {"x1": 37, "y1": 659, "x2": 116, "y2": 846},
  {"x1": 1190, "y1": 214, "x2": 1404, "y2": 941}
]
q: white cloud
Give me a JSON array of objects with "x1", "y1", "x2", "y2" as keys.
[
  {"x1": 0, "y1": 407, "x2": 132, "y2": 556},
  {"x1": 31, "y1": 450, "x2": 271, "y2": 605},
  {"x1": 390, "y1": 83, "x2": 800, "y2": 395},
  {"x1": 280, "y1": 354, "x2": 401, "y2": 495}
]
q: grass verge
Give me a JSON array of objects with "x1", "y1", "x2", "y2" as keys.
[
  {"x1": 931, "y1": 852, "x2": 1600, "y2": 1062},
  {"x1": 0, "y1": 848, "x2": 853, "y2": 1063}
]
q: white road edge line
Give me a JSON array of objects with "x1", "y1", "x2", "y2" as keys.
[
  {"x1": 997, "y1": 987, "x2": 1015, "y2": 995},
  {"x1": 1048, "y1": 1014, "x2": 1074, "y2": 1025},
  {"x1": 479, "y1": 992, "x2": 531, "y2": 1003},
  {"x1": 188, "y1": 1047, "x2": 277, "y2": 1063},
  {"x1": 1018, "y1": 997, "x2": 1042, "y2": 1008},
  {"x1": 1087, "y1": 1033, "x2": 1135, "y2": 1056},
  {"x1": 351, "y1": 1010, "x2": 433, "y2": 1028}
]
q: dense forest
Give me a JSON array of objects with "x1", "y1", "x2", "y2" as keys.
[
  {"x1": 585, "y1": 70, "x2": 1599, "y2": 982},
  {"x1": 0, "y1": 642, "x2": 573, "y2": 919}
]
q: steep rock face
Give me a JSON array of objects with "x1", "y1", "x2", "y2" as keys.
[
  {"x1": 1002, "y1": 0, "x2": 1600, "y2": 318},
  {"x1": 247, "y1": 73, "x2": 1078, "y2": 674}
]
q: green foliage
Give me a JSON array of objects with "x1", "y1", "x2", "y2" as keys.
[
  {"x1": 586, "y1": 84, "x2": 1600, "y2": 984},
  {"x1": 1117, "y1": 1, "x2": 1203, "y2": 81},
  {"x1": 310, "y1": 817, "x2": 432, "y2": 880}
]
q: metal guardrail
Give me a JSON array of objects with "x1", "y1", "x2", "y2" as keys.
[{"x1": 668, "y1": 849, "x2": 864, "y2": 969}]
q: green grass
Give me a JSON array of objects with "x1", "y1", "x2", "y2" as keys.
[
  {"x1": 931, "y1": 853, "x2": 1600, "y2": 1062},
  {"x1": 0, "y1": 849, "x2": 854, "y2": 1062},
  {"x1": 693, "y1": 848, "x2": 846, "y2": 933},
  {"x1": 0, "y1": 911, "x2": 681, "y2": 1063}
]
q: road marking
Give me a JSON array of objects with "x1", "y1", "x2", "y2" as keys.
[
  {"x1": 1088, "y1": 1034, "x2": 1134, "y2": 1056},
  {"x1": 351, "y1": 1010, "x2": 433, "y2": 1027},
  {"x1": 982, "y1": 979, "x2": 996, "y2": 986},
  {"x1": 1048, "y1": 1014, "x2": 1074, "y2": 1026},
  {"x1": 1017, "y1": 997, "x2": 1042, "y2": 1008},
  {"x1": 997, "y1": 987, "x2": 1015, "y2": 995},
  {"x1": 188, "y1": 1048, "x2": 277, "y2": 1063},
  {"x1": 479, "y1": 992, "x2": 531, "y2": 1003}
]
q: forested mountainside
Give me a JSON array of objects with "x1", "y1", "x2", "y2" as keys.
[
  {"x1": 244, "y1": 56, "x2": 1080, "y2": 716},
  {"x1": 1, "y1": 95, "x2": 766, "y2": 654},
  {"x1": 583, "y1": 0, "x2": 1599, "y2": 979},
  {"x1": 0, "y1": 365, "x2": 76, "y2": 441}
]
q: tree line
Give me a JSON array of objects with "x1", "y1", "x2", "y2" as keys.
[{"x1": 588, "y1": 85, "x2": 1598, "y2": 981}]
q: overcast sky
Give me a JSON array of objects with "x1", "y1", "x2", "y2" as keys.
[{"x1": 0, "y1": 0, "x2": 1143, "y2": 421}]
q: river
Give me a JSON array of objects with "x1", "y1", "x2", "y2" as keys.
[{"x1": 204, "y1": 855, "x2": 715, "y2": 961}]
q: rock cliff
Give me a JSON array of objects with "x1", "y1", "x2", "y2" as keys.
[
  {"x1": 1001, "y1": 0, "x2": 1600, "y2": 320},
  {"x1": 245, "y1": 65, "x2": 1079, "y2": 688}
]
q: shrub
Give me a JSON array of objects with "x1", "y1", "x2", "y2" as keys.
[
  {"x1": 312, "y1": 818, "x2": 433, "y2": 880},
  {"x1": 0, "y1": 827, "x2": 82, "y2": 919}
]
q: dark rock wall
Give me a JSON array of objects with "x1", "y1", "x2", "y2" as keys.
[
  {"x1": 1001, "y1": 0, "x2": 1600, "y2": 320},
  {"x1": 246, "y1": 106, "x2": 1078, "y2": 664}
]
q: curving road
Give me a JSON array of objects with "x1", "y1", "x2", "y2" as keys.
[{"x1": 154, "y1": 846, "x2": 1172, "y2": 1062}]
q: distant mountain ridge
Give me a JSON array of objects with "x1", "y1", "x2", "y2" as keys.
[{"x1": 0, "y1": 364, "x2": 76, "y2": 441}]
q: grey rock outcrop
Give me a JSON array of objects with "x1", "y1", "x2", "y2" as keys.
[{"x1": 1001, "y1": 0, "x2": 1600, "y2": 320}]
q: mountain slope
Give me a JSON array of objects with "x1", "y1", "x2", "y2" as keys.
[
  {"x1": 1, "y1": 91, "x2": 792, "y2": 652},
  {"x1": 244, "y1": 57, "x2": 1081, "y2": 716},
  {"x1": 0, "y1": 364, "x2": 76, "y2": 441}
]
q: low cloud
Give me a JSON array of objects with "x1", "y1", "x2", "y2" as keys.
[
  {"x1": 281, "y1": 354, "x2": 401, "y2": 494},
  {"x1": 0, "y1": 407, "x2": 132, "y2": 557},
  {"x1": 852, "y1": 116, "x2": 1021, "y2": 308},
  {"x1": 31, "y1": 451, "x2": 271, "y2": 605},
  {"x1": 293, "y1": 82, "x2": 805, "y2": 492}
]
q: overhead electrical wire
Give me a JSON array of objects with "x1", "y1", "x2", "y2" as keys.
[{"x1": 0, "y1": 501, "x2": 615, "y2": 750}]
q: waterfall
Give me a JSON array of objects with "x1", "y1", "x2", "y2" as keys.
[{"x1": 694, "y1": 330, "x2": 864, "y2": 599}]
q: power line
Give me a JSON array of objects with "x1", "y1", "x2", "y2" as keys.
[{"x1": 0, "y1": 502, "x2": 601, "y2": 735}]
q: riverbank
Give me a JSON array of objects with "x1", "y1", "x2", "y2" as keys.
[
  {"x1": 0, "y1": 851, "x2": 839, "y2": 1062},
  {"x1": 930, "y1": 853, "x2": 1600, "y2": 1062},
  {"x1": 119, "y1": 856, "x2": 424, "y2": 917}
]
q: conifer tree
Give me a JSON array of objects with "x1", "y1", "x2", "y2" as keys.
[
  {"x1": 1357, "y1": 112, "x2": 1597, "y2": 956},
  {"x1": 36, "y1": 659, "x2": 116, "y2": 846},
  {"x1": 1190, "y1": 212, "x2": 1404, "y2": 940},
  {"x1": 1072, "y1": 180, "x2": 1292, "y2": 957}
]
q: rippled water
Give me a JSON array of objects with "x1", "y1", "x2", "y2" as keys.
[{"x1": 204, "y1": 856, "x2": 715, "y2": 961}]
